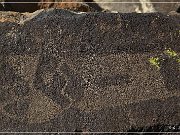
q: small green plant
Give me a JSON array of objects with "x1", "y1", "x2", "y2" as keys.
[{"x1": 149, "y1": 57, "x2": 160, "y2": 69}]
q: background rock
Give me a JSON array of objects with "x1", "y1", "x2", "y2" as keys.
[
  {"x1": 151, "y1": 0, "x2": 180, "y2": 13},
  {"x1": 38, "y1": 0, "x2": 103, "y2": 12},
  {"x1": 95, "y1": 0, "x2": 180, "y2": 13},
  {"x1": 0, "y1": 9, "x2": 180, "y2": 132},
  {"x1": 0, "y1": 11, "x2": 30, "y2": 23},
  {"x1": 3, "y1": 0, "x2": 102, "y2": 13},
  {"x1": 1, "y1": 0, "x2": 179, "y2": 13}
]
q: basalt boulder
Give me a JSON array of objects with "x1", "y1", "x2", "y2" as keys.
[{"x1": 0, "y1": 9, "x2": 180, "y2": 132}]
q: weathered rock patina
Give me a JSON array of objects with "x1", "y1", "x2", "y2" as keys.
[{"x1": 0, "y1": 9, "x2": 180, "y2": 132}]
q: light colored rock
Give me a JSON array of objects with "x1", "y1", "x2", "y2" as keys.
[{"x1": 94, "y1": 0, "x2": 180, "y2": 13}]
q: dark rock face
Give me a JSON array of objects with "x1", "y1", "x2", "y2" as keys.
[{"x1": 0, "y1": 9, "x2": 180, "y2": 132}]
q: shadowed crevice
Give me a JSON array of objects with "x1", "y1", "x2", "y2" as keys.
[{"x1": 177, "y1": 6, "x2": 180, "y2": 13}]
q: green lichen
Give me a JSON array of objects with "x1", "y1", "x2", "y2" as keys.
[
  {"x1": 164, "y1": 48, "x2": 178, "y2": 57},
  {"x1": 177, "y1": 58, "x2": 180, "y2": 63},
  {"x1": 149, "y1": 48, "x2": 179, "y2": 69},
  {"x1": 149, "y1": 57, "x2": 160, "y2": 69}
]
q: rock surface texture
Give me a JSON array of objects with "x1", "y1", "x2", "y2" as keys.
[{"x1": 0, "y1": 9, "x2": 180, "y2": 132}]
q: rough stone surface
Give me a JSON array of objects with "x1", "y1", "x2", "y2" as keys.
[{"x1": 0, "y1": 9, "x2": 180, "y2": 132}]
